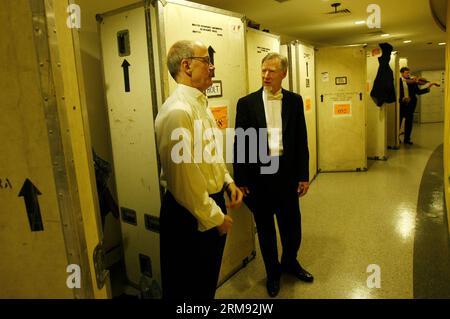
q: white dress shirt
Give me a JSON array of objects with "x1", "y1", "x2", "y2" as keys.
[
  {"x1": 155, "y1": 84, "x2": 233, "y2": 231},
  {"x1": 262, "y1": 88, "x2": 284, "y2": 156},
  {"x1": 401, "y1": 78, "x2": 410, "y2": 99}
]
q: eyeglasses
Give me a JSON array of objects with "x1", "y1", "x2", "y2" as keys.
[{"x1": 188, "y1": 56, "x2": 213, "y2": 65}]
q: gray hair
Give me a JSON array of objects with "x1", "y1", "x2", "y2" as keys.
[
  {"x1": 167, "y1": 40, "x2": 196, "y2": 80},
  {"x1": 262, "y1": 52, "x2": 288, "y2": 72}
]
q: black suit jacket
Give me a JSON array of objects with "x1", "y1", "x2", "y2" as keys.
[
  {"x1": 370, "y1": 43, "x2": 396, "y2": 107},
  {"x1": 233, "y1": 87, "x2": 309, "y2": 188},
  {"x1": 399, "y1": 77, "x2": 430, "y2": 108}
]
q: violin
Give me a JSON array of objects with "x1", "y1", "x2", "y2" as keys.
[{"x1": 404, "y1": 76, "x2": 440, "y2": 87}]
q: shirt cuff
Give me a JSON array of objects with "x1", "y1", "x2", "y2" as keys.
[
  {"x1": 223, "y1": 173, "x2": 234, "y2": 190},
  {"x1": 197, "y1": 204, "x2": 225, "y2": 232}
]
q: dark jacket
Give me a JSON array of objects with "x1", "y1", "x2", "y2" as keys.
[
  {"x1": 399, "y1": 77, "x2": 430, "y2": 107},
  {"x1": 233, "y1": 87, "x2": 309, "y2": 188},
  {"x1": 370, "y1": 42, "x2": 396, "y2": 107}
]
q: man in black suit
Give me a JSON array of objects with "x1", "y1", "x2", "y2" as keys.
[
  {"x1": 233, "y1": 53, "x2": 313, "y2": 297},
  {"x1": 399, "y1": 66, "x2": 435, "y2": 145}
]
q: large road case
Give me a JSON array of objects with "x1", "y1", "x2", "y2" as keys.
[{"x1": 98, "y1": 0, "x2": 256, "y2": 291}]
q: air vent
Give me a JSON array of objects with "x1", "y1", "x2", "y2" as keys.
[{"x1": 325, "y1": 2, "x2": 351, "y2": 14}]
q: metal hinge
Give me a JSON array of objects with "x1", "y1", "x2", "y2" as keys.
[
  {"x1": 150, "y1": 0, "x2": 167, "y2": 7},
  {"x1": 93, "y1": 243, "x2": 109, "y2": 290}
]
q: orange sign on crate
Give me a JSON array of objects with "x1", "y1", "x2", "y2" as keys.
[
  {"x1": 333, "y1": 102, "x2": 352, "y2": 117},
  {"x1": 209, "y1": 106, "x2": 228, "y2": 129},
  {"x1": 305, "y1": 97, "x2": 311, "y2": 112}
]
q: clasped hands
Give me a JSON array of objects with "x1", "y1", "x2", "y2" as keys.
[
  {"x1": 217, "y1": 181, "x2": 310, "y2": 235},
  {"x1": 216, "y1": 182, "x2": 243, "y2": 235}
]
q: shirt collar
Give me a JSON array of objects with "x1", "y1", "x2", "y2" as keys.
[{"x1": 177, "y1": 84, "x2": 207, "y2": 104}]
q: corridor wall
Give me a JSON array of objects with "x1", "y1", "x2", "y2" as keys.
[
  {"x1": 444, "y1": 4, "x2": 450, "y2": 233},
  {"x1": 419, "y1": 70, "x2": 445, "y2": 123}
]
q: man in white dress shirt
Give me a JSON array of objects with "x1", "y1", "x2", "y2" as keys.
[{"x1": 155, "y1": 40, "x2": 243, "y2": 299}]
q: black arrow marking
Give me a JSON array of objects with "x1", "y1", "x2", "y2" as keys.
[
  {"x1": 122, "y1": 59, "x2": 130, "y2": 92},
  {"x1": 208, "y1": 46, "x2": 216, "y2": 78},
  {"x1": 18, "y1": 179, "x2": 44, "y2": 232},
  {"x1": 208, "y1": 46, "x2": 216, "y2": 65}
]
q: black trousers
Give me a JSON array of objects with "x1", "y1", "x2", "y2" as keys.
[
  {"x1": 400, "y1": 101, "x2": 417, "y2": 142},
  {"x1": 245, "y1": 158, "x2": 302, "y2": 280},
  {"x1": 160, "y1": 191, "x2": 227, "y2": 299}
]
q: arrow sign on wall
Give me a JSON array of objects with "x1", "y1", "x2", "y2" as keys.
[
  {"x1": 208, "y1": 46, "x2": 215, "y2": 78},
  {"x1": 122, "y1": 59, "x2": 131, "y2": 92},
  {"x1": 18, "y1": 179, "x2": 44, "y2": 232}
]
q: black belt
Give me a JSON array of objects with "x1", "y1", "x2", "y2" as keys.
[
  {"x1": 209, "y1": 190, "x2": 225, "y2": 203},
  {"x1": 164, "y1": 189, "x2": 224, "y2": 207}
]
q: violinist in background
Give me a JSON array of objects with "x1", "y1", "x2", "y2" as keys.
[{"x1": 399, "y1": 67, "x2": 439, "y2": 145}]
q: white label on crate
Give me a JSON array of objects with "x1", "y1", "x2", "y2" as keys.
[{"x1": 191, "y1": 23, "x2": 224, "y2": 37}]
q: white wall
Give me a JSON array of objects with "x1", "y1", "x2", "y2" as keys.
[
  {"x1": 419, "y1": 70, "x2": 445, "y2": 123},
  {"x1": 398, "y1": 47, "x2": 445, "y2": 72}
]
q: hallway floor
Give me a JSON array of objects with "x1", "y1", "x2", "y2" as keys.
[{"x1": 216, "y1": 122, "x2": 450, "y2": 299}]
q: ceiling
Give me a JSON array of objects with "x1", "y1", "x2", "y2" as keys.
[
  {"x1": 192, "y1": 0, "x2": 447, "y2": 71},
  {"x1": 77, "y1": 0, "x2": 447, "y2": 71}
]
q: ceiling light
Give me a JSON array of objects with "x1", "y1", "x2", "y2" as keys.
[
  {"x1": 345, "y1": 43, "x2": 367, "y2": 47},
  {"x1": 403, "y1": 40, "x2": 412, "y2": 43},
  {"x1": 438, "y1": 42, "x2": 446, "y2": 45},
  {"x1": 354, "y1": 20, "x2": 366, "y2": 25},
  {"x1": 381, "y1": 34, "x2": 390, "y2": 37}
]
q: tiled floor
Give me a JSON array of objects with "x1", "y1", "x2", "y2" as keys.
[{"x1": 216, "y1": 122, "x2": 446, "y2": 299}]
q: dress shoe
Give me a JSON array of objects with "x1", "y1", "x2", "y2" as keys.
[
  {"x1": 404, "y1": 140, "x2": 413, "y2": 145},
  {"x1": 282, "y1": 263, "x2": 314, "y2": 283},
  {"x1": 266, "y1": 278, "x2": 280, "y2": 297}
]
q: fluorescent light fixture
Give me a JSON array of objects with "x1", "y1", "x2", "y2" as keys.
[
  {"x1": 438, "y1": 42, "x2": 446, "y2": 45},
  {"x1": 345, "y1": 43, "x2": 367, "y2": 47},
  {"x1": 381, "y1": 34, "x2": 390, "y2": 37},
  {"x1": 403, "y1": 40, "x2": 412, "y2": 43},
  {"x1": 354, "y1": 20, "x2": 366, "y2": 25}
]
